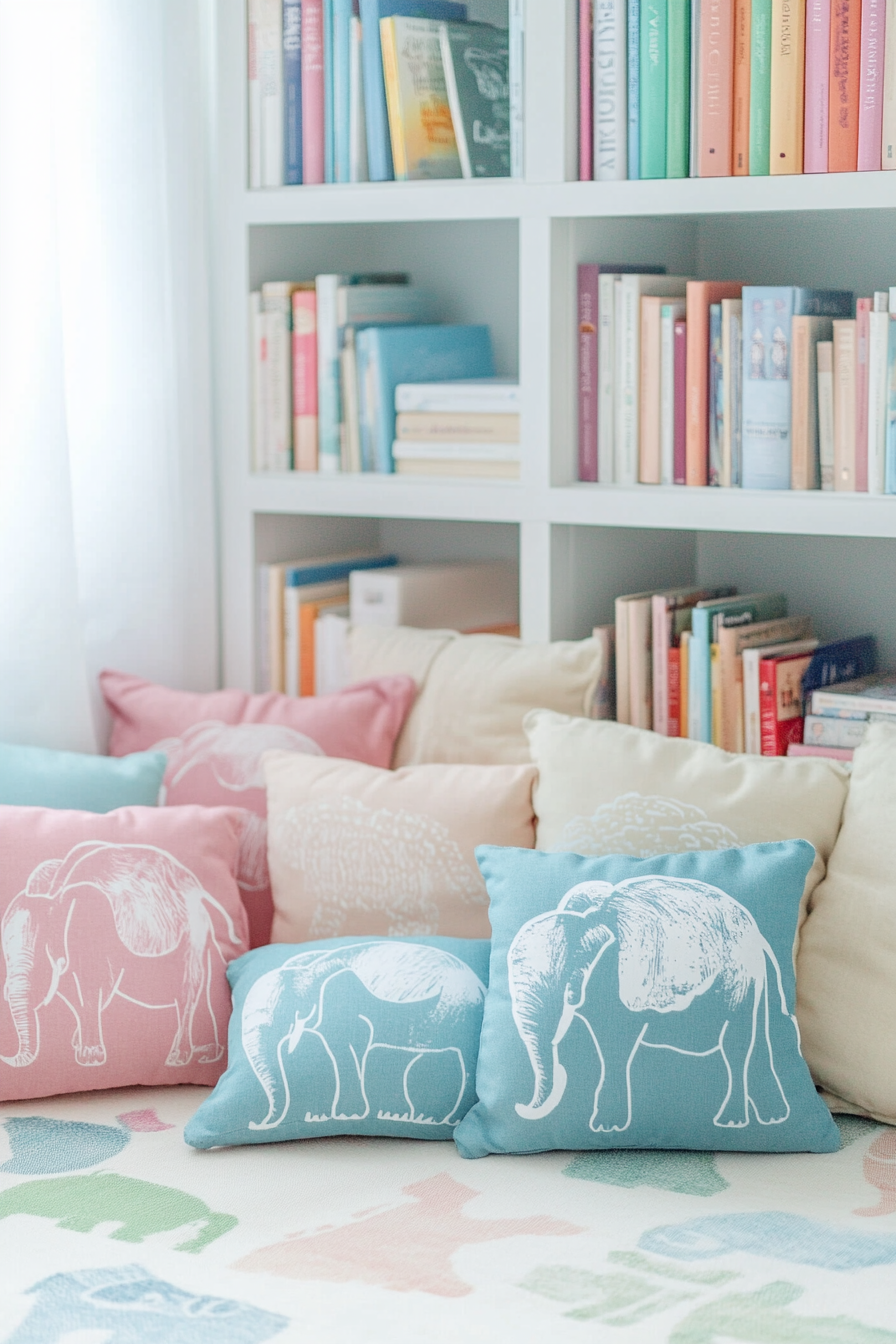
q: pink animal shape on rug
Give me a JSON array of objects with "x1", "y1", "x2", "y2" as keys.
[
  {"x1": 116, "y1": 1108, "x2": 175, "y2": 1133},
  {"x1": 855, "y1": 1129, "x2": 896, "y2": 1218},
  {"x1": 234, "y1": 1171, "x2": 584, "y2": 1297}
]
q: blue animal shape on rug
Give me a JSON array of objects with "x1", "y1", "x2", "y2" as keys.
[
  {"x1": 0, "y1": 1108, "x2": 173, "y2": 1175},
  {"x1": 640, "y1": 1212, "x2": 896, "y2": 1271},
  {"x1": 7, "y1": 1263, "x2": 288, "y2": 1344},
  {"x1": 563, "y1": 1149, "x2": 729, "y2": 1197}
]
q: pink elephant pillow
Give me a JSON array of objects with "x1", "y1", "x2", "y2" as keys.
[
  {"x1": 0, "y1": 804, "x2": 249, "y2": 1101},
  {"x1": 100, "y1": 671, "x2": 417, "y2": 949}
]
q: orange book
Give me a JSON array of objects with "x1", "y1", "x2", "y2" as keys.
[
  {"x1": 769, "y1": 0, "x2": 806, "y2": 173},
  {"x1": 733, "y1": 0, "x2": 752, "y2": 173},
  {"x1": 299, "y1": 594, "x2": 349, "y2": 695},
  {"x1": 639, "y1": 297, "x2": 664, "y2": 484},
  {"x1": 698, "y1": 0, "x2": 735, "y2": 174},
  {"x1": 829, "y1": 0, "x2": 861, "y2": 171},
  {"x1": 685, "y1": 281, "x2": 745, "y2": 486}
]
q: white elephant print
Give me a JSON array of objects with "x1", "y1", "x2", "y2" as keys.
[
  {"x1": 269, "y1": 797, "x2": 487, "y2": 937},
  {"x1": 558, "y1": 794, "x2": 741, "y2": 858},
  {"x1": 152, "y1": 721, "x2": 324, "y2": 802},
  {"x1": 508, "y1": 876, "x2": 793, "y2": 1134}
]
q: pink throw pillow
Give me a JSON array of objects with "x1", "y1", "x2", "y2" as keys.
[
  {"x1": 100, "y1": 671, "x2": 417, "y2": 948},
  {"x1": 0, "y1": 804, "x2": 248, "y2": 1100}
]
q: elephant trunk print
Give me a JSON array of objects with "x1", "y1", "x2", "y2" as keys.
[{"x1": 508, "y1": 877, "x2": 793, "y2": 1134}]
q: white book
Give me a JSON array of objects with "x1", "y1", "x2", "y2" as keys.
[
  {"x1": 392, "y1": 441, "x2": 521, "y2": 461},
  {"x1": 349, "y1": 16, "x2": 369, "y2": 183},
  {"x1": 316, "y1": 274, "x2": 343, "y2": 473},
  {"x1": 394, "y1": 380, "x2": 520, "y2": 413},
  {"x1": 689, "y1": 0, "x2": 701, "y2": 176},
  {"x1": 315, "y1": 611, "x2": 351, "y2": 696},
  {"x1": 257, "y1": 0, "x2": 284, "y2": 188},
  {"x1": 660, "y1": 301, "x2": 686, "y2": 485},
  {"x1": 249, "y1": 292, "x2": 267, "y2": 472},
  {"x1": 509, "y1": 0, "x2": 525, "y2": 178},
  {"x1": 721, "y1": 298, "x2": 743, "y2": 488},
  {"x1": 340, "y1": 331, "x2": 362, "y2": 473},
  {"x1": 262, "y1": 283, "x2": 300, "y2": 472},
  {"x1": 247, "y1": 0, "x2": 263, "y2": 188},
  {"x1": 868, "y1": 295, "x2": 890, "y2": 494},
  {"x1": 742, "y1": 645, "x2": 764, "y2": 755},
  {"x1": 616, "y1": 275, "x2": 691, "y2": 486},
  {"x1": 593, "y1": 0, "x2": 627, "y2": 180},
  {"x1": 349, "y1": 561, "x2": 519, "y2": 630},
  {"x1": 597, "y1": 272, "x2": 618, "y2": 482},
  {"x1": 884, "y1": 0, "x2": 896, "y2": 168},
  {"x1": 817, "y1": 340, "x2": 835, "y2": 490}
]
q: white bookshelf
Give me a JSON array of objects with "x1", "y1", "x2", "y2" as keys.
[{"x1": 211, "y1": 0, "x2": 896, "y2": 692}]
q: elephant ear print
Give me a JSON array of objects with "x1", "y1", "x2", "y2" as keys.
[
  {"x1": 557, "y1": 793, "x2": 741, "y2": 858},
  {"x1": 23, "y1": 858, "x2": 64, "y2": 898},
  {"x1": 152, "y1": 720, "x2": 325, "y2": 794}
]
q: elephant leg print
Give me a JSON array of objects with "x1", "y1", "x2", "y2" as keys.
[
  {"x1": 0, "y1": 842, "x2": 243, "y2": 1070},
  {"x1": 508, "y1": 877, "x2": 794, "y2": 1134},
  {"x1": 242, "y1": 941, "x2": 486, "y2": 1131}
]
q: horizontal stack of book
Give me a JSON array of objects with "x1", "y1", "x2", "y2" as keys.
[
  {"x1": 248, "y1": 0, "x2": 523, "y2": 187},
  {"x1": 577, "y1": 266, "x2": 896, "y2": 492},
  {"x1": 606, "y1": 581, "x2": 881, "y2": 757},
  {"x1": 257, "y1": 553, "x2": 519, "y2": 694},
  {"x1": 251, "y1": 271, "x2": 498, "y2": 473},
  {"x1": 801, "y1": 674, "x2": 896, "y2": 757},
  {"x1": 579, "y1": 0, "x2": 896, "y2": 181},
  {"x1": 393, "y1": 379, "x2": 520, "y2": 478}
]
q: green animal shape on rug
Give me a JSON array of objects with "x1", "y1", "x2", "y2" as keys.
[
  {"x1": 563, "y1": 1149, "x2": 729, "y2": 1197},
  {"x1": 0, "y1": 1173, "x2": 237, "y2": 1252},
  {"x1": 668, "y1": 1281, "x2": 896, "y2": 1343}
]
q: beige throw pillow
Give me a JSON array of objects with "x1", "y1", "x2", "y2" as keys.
[
  {"x1": 349, "y1": 625, "x2": 605, "y2": 766},
  {"x1": 525, "y1": 710, "x2": 849, "y2": 925},
  {"x1": 797, "y1": 721, "x2": 896, "y2": 1122},
  {"x1": 264, "y1": 750, "x2": 537, "y2": 942}
]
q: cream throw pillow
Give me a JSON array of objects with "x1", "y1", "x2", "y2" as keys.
[
  {"x1": 348, "y1": 625, "x2": 605, "y2": 766},
  {"x1": 264, "y1": 750, "x2": 537, "y2": 942},
  {"x1": 525, "y1": 710, "x2": 849, "y2": 925},
  {"x1": 797, "y1": 721, "x2": 896, "y2": 1122}
]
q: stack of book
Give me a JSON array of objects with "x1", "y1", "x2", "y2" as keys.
[
  {"x1": 610, "y1": 581, "x2": 879, "y2": 756},
  {"x1": 577, "y1": 266, "x2": 896, "y2": 493},
  {"x1": 392, "y1": 379, "x2": 520, "y2": 479},
  {"x1": 578, "y1": 0, "x2": 896, "y2": 181},
  {"x1": 799, "y1": 674, "x2": 896, "y2": 759},
  {"x1": 248, "y1": 0, "x2": 523, "y2": 187},
  {"x1": 251, "y1": 271, "x2": 496, "y2": 473}
]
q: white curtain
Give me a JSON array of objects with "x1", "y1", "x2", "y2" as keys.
[{"x1": 0, "y1": 0, "x2": 218, "y2": 753}]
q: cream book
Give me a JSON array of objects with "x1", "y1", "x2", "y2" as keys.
[
  {"x1": 817, "y1": 340, "x2": 835, "y2": 489},
  {"x1": 790, "y1": 315, "x2": 833, "y2": 490},
  {"x1": 833, "y1": 319, "x2": 857, "y2": 491}
]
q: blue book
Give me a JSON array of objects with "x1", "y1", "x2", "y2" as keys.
[
  {"x1": 886, "y1": 315, "x2": 896, "y2": 494},
  {"x1": 741, "y1": 288, "x2": 854, "y2": 491},
  {"x1": 359, "y1": 0, "x2": 468, "y2": 182},
  {"x1": 627, "y1": 0, "x2": 640, "y2": 179},
  {"x1": 283, "y1": 0, "x2": 303, "y2": 184},
  {"x1": 356, "y1": 325, "x2": 495, "y2": 472},
  {"x1": 284, "y1": 554, "x2": 399, "y2": 589},
  {"x1": 801, "y1": 636, "x2": 878, "y2": 708},
  {"x1": 333, "y1": 0, "x2": 354, "y2": 182},
  {"x1": 324, "y1": 0, "x2": 336, "y2": 183},
  {"x1": 689, "y1": 593, "x2": 788, "y2": 744}
]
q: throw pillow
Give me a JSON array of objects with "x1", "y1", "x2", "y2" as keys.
[
  {"x1": 797, "y1": 721, "x2": 896, "y2": 1123},
  {"x1": 454, "y1": 843, "x2": 840, "y2": 1158},
  {"x1": 348, "y1": 625, "x2": 606, "y2": 766},
  {"x1": 263, "y1": 751, "x2": 537, "y2": 942},
  {"x1": 0, "y1": 742, "x2": 166, "y2": 812},
  {"x1": 525, "y1": 711, "x2": 849, "y2": 925},
  {"x1": 184, "y1": 935, "x2": 489, "y2": 1148},
  {"x1": 0, "y1": 804, "x2": 248, "y2": 1100},
  {"x1": 100, "y1": 670, "x2": 417, "y2": 948}
]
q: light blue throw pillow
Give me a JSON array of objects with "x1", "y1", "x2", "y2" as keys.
[
  {"x1": 454, "y1": 842, "x2": 839, "y2": 1159},
  {"x1": 185, "y1": 935, "x2": 489, "y2": 1148},
  {"x1": 0, "y1": 743, "x2": 167, "y2": 812}
]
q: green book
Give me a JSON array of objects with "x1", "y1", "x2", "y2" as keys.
[
  {"x1": 439, "y1": 21, "x2": 511, "y2": 179},
  {"x1": 665, "y1": 0, "x2": 690, "y2": 178},
  {"x1": 749, "y1": 0, "x2": 772, "y2": 176},
  {"x1": 640, "y1": 0, "x2": 668, "y2": 179}
]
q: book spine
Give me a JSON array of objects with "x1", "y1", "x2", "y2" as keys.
[
  {"x1": 867, "y1": 308, "x2": 890, "y2": 492},
  {"x1": 292, "y1": 291, "x2": 319, "y2": 471},
  {"x1": 769, "y1": 0, "x2": 807, "y2": 173},
  {"x1": 685, "y1": 283, "x2": 711, "y2": 485},
  {"x1": 323, "y1": 0, "x2": 335, "y2": 183},
  {"x1": 578, "y1": 265, "x2": 600, "y2": 481},
  {"x1": 749, "y1": 0, "x2": 773, "y2": 172},
  {"x1": 805, "y1": 0, "x2": 832, "y2": 170},
  {"x1": 360, "y1": 0, "x2": 393, "y2": 181},
  {"x1": 652, "y1": 596, "x2": 669, "y2": 734},
  {"x1": 817, "y1": 339, "x2": 836, "y2": 488},
  {"x1": 629, "y1": 600, "x2": 653, "y2": 729},
  {"x1": 758, "y1": 658, "x2": 781, "y2": 754},
  {"x1": 617, "y1": 277, "x2": 640, "y2": 485},
  {"x1": 510, "y1": 0, "x2": 525, "y2": 178},
  {"x1": 710, "y1": 641, "x2": 722, "y2": 745},
  {"x1": 598, "y1": 274, "x2": 617, "y2": 480},
  {"x1": 258, "y1": 0, "x2": 284, "y2": 187},
  {"x1": 885, "y1": 0, "x2": 896, "y2": 165},
  {"x1": 741, "y1": 286, "x2": 796, "y2": 491},
  {"x1": 829, "y1": 0, "x2": 862, "y2": 169},
  {"x1": 689, "y1": 0, "x2": 701, "y2": 173},
  {"x1": 333, "y1": 0, "x2": 353, "y2": 183},
  {"x1": 887, "y1": 314, "x2": 896, "y2": 491},
  {"x1": 855, "y1": 297, "x2": 872, "y2": 490},
  {"x1": 580, "y1": 0, "x2": 594, "y2": 178},
  {"x1": 674, "y1": 317, "x2": 688, "y2": 484},
  {"x1": 594, "y1": 0, "x2": 628, "y2": 178},
  {"x1": 790, "y1": 316, "x2": 812, "y2": 490},
  {"x1": 283, "y1": 0, "x2": 303, "y2": 185},
  {"x1": 379, "y1": 19, "x2": 407, "y2": 181},
  {"x1": 266, "y1": 304, "x2": 293, "y2": 472},
  {"x1": 248, "y1": 1, "x2": 263, "y2": 189},
  {"x1": 833, "y1": 318, "x2": 858, "y2": 490},
  {"x1": 733, "y1": 0, "x2": 752, "y2": 172},
  {"x1": 698, "y1": 0, "x2": 734, "y2": 173},
  {"x1": 639, "y1": 298, "x2": 662, "y2": 482},
  {"x1": 687, "y1": 610, "x2": 710, "y2": 742},
  {"x1": 669, "y1": 646, "x2": 682, "y2": 735},
  {"x1": 680, "y1": 631, "x2": 691, "y2": 735},
  {"x1": 250, "y1": 294, "x2": 268, "y2": 471},
  {"x1": 302, "y1": 0, "x2": 326, "y2": 184},
  {"x1": 316, "y1": 275, "x2": 342, "y2": 472},
  {"x1": 640, "y1": 0, "x2": 668, "y2": 176},
  {"x1": 666, "y1": 0, "x2": 691, "y2": 175},
  {"x1": 661, "y1": 308, "x2": 676, "y2": 483},
  {"x1": 628, "y1": 0, "x2": 641, "y2": 177},
  {"x1": 729, "y1": 304, "x2": 744, "y2": 485},
  {"x1": 708, "y1": 303, "x2": 723, "y2": 486},
  {"x1": 858, "y1": 0, "x2": 887, "y2": 167},
  {"x1": 300, "y1": 601, "x2": 317, "y2": 695},
  {"x1": 614, "y1": 597, "x2": 631, "y2": 723},
  {"x1": 349, "y1": 16, "x2": 369, "y2": 183}
]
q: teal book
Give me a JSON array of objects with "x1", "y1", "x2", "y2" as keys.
[
  {"x1": 665, "y1": 0, "x2": 690, "y2": 177},
  {"x1": 639, "y1": 0, "x2": 667, "y2": 177},
  {"x1": 748, "y1": 0, "x2": 772, "y2": 176},
  {"x1": 440, "y1": 21, "x2": 511, "y2": 178},
  {"x1": 886, "y1": 315, "x2": 896, "y2": 494},
  {"x1": 689, "y1": 593, "x2": 788, "y2": 744}
]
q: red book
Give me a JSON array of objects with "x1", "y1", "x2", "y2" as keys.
[
  {"x1": 855, "y1": 296, "x2": 872, "y2": 490},
  {"x1": 829, "y1": 0, "x2": 861, "y2": 171},
  {"x1": 673, "y1": 318, "x2": 687, "y2": 485},
  {"x1": 759, "y1": 650, "x2": 815, "y2": 756},
  {"x1": 579, "y1": 0, "x2": 593, "y2": 179},
  {"x1": 292, "y1": 289, "x2": 318, "y2": 472},
  {"x1": 685, "y1": 282, "x2": 743, "y2": 487},
  {"x1": 668, "y1": 647, "x2": 682, "y2": 737},
  {"x1": 698, "y1": 0, "x2": 735, "y2": 175},
  {"x1": 578, "y1": 265, "x2": 599, "y2": 481},
  {"x1": 302, "y1": 0, "x2": 325, "y2": 185}
]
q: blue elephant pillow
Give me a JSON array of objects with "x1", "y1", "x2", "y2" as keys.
[
  {"x1": 454, "y1": 842, "x2": 839, "y2": 1159},
  {"x1": 0, "y1": 742, "x2": 166, "y2": 812},
  {"x1": 185, "y1": 935, "x2": 490, "y2": 1148}
]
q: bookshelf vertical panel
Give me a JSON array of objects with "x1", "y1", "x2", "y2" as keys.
[{"x1": 519, "y1": 518, "x2": 552, "y2": 642}]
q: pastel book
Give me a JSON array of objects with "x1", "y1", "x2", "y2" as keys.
[
  {"x1": 688, "y1": 592, "x2": 789, "y2": 745},
  {"x1": 380, "y1": 16, "x2": 463, "y2": 179}
]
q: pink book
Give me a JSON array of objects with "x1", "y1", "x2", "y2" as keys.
[
  {"x1": 787, "y1": 743, "x2": 855, "y2": 760},
  {"x1": 805, "y1": 0, "x2": 832, "y2": 171},
  {"x1": 578, "y1": 264, "x2": 599, "y2": 481},
  {"x1": 855, "y1": 296, "x2": 872, "y2": 490},
  {"x1": 698, "y1": 0, "x2": 734, "y2": 175},
  {"x1": 673, "y1": 318, "x2": 688, "y2": 485},
  {"x1": 579, "y1": 0, "x2": 593, "y2": 179},
  {"x1": 292, "y1": 290, "x2": 319, "y2": 472},
  {"x1": 858, "y1": 0, "x2": 887, "y2": 168},
  {"x1": 302, "y1": 0, "x2": 325, "y2": 186}
]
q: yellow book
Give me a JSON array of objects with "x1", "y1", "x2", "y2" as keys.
[
  {"x1": 710, "y1": 642, "x2": 723, "y2": 746},
  {"x1": 769, "y1": 0, "x2": 806, "y2": 175},
  {"x1": 379, "y1": 16, "x2": 462, "y2": 181}
]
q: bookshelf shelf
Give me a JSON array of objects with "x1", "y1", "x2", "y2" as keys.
[{"x1": 246, "y1": 473, "x2": 526, "y2": 524}]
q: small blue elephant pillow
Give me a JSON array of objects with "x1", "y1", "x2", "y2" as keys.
[
  {"x1": 186, "y1": 935, "x2": 489, "y2": 1148},
  {"x1": 454, "y1": 842, "x2": 839, "y2": 1159}
]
